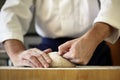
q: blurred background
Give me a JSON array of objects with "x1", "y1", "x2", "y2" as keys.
[{"x1": 0, "y1": 0, "x2": 120, "y2": 66}]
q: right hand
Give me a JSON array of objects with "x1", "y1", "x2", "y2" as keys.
[{"x1": 11, "y1": 48, "x2": 52, "y2": 68}]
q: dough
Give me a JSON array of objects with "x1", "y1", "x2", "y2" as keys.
[{"x1": 48, "y1": 52, "x2": 75, "y2": 68}]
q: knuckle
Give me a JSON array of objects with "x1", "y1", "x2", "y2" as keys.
[
  {"x1": 36, "y1": 54, "x2": 45, "y2": 58},
  {"x1": 29, "y1": 55, "x2": 35, "y2": 60},
  {"x1": 58, "y1": 46, "x2": 62, "y2": 50},
  {"x1": 66, "y1": 41, "x2": 71, "y2": 43},
  {"x1": 33, "y1": 48, "x2": 39, "y2": 51},
  {"x1": 32, "y1": 48, "x2": 38, "y2": 50},
  {"x1": 30, "y1": 48, "x2": 38, "y2": 52},
  {"x1": 71, "y1": 54, "x2": 77, "y2": 59},
  {"x1": 66, "y1": 40, "x2": 71, "y2": 44},
  {"x1": 26, "y1": 49, "x2": 33, "y2": 53}
]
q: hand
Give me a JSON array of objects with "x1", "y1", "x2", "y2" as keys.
[
  {"x1": 11, "y1": 48, "x2": 52, "y2": 68},
  {"x1": 58, "y1": 37, "x2": 98, "y2": 65},
  {"x1": 58, "y1": 22, "x2": 113, "y2": 65}
]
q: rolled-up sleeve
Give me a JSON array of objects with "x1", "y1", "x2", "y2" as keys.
[
  {"x1": 0, "y1": 0, "x2": 33, "y2": 43},
  {"x1": 94, "y1": 0, "x2": 120, "y2": 44}
]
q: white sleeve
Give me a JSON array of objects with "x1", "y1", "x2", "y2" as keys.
[
  {"x1": 94, "y1": 0, "x2": 120, "y2": 44},
  {"x1": 0, "y1": 0, "x2": 33, "y2": 43}
]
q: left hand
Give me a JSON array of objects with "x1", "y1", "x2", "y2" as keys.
[
  {"x1": 58, "y1": 37, "x2": 99, "y2": 65},
  {"x1": 58, "y1": 22, "x2": 113, "y2": 65}
]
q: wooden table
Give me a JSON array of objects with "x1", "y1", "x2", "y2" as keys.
[{"x1": 0, "y1": 66, "x2": 120, "y2": 80}]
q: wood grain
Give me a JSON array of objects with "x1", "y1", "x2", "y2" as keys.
[{"x1": 0, "y1": 66, "x2": 120, "y2": 80}]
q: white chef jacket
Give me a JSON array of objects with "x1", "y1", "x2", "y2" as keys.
[{"x1": 0, "y1": 0, "x2": 120, "y2": 44}]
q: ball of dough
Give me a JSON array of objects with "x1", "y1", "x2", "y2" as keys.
[{"x1": 48, "y1": 52, "x2": 75, "y2": 68}]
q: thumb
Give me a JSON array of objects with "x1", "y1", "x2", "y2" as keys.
[{"x1": 58, "y1": 41, "x2": 72, "y2": 56}]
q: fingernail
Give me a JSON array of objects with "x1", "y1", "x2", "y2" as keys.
[
  {"x1": 45, "y1": 64, "x2": 49, "y2": 68},
  {"x1": 47, "y1": 59, "x2": 52, "y2": 63}
]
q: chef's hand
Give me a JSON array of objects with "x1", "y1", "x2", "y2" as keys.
[
  {"x1": 12, "y1": 48, "x2": 52, "y2": 68},
  {"x1": 58, "y1": 37, "x2": 98, "y2": 65},
  {"x1": 4, "y1": 39, "x2": 53, "y2": 68},
  {"x1": 58, "y1": 23, "x2": 113, "y2": 65}
]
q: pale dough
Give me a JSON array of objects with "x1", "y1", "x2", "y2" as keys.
[{"x1": 48, "y1": 52, "x2": 75, "y2": 68}]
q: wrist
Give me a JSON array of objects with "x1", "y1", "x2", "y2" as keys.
[
  {"x1": 3, "y1": 39, "x2": 25, "y2": 58},
  {"x1": 82, "y1": 22, "x2": 113, "y2": 45}
]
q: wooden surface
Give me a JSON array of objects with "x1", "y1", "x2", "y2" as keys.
[{"x1": 0, "y1": 66, "x2": 120, "y2": 80}]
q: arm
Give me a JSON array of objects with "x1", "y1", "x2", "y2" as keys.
[
  {"x1": 58, "y1": 0, "x2": 120, "y2": 65},
  {"x1": 3, "y1": 39, "x2": 26, "y2": 65},
  {"x1": 3, "y1": 39, "x2": 52, "y2": 67},
  {"x1": 58, "y1": 22, "x2": 113, "y2": 64}
]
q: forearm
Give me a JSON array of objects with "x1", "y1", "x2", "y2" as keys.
[
  {"x1": 82, "y1": 22, "x2": 114, "y2": 45},
  {"x1": 3, "y1": 39, "x2": 26, "y2": 60}
]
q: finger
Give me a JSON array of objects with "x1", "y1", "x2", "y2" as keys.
[
  {"x1": 43, "y1": 48, "x2": 52, "y2": 54},
  {"x1": 19, "y1": 51, "x2": 37, "y2": 67},
  {"x1": 58, "y1": 41, "x2": 71, "y2": 55},
  {"x1": 22, "y1": 49, "x2": 43, "y2": 67},
  {"x1": 62, "y1": 52, "x2": 73, "y2": 60},
  {"x1": 43, "y1": 48, "x2": 53, "y2": 63},
  {"x1": 37, "y1": 55, "x2": 49, "y2": 68},
  {"x1": 32, "y1": 48, "x2": 50, "y2": 68},
  {"x1": 28, "y1": 55, "x2": 43, "y2": 68},
  {"x1": 34, "y1": 48, "x2": 52, "y2": 65},
  {"x1": 25, "y1": 60, "x2": 37, "y2": 67},
  {"x1": 41, "y1": 53, "x2": 52, "y2": 63}
]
